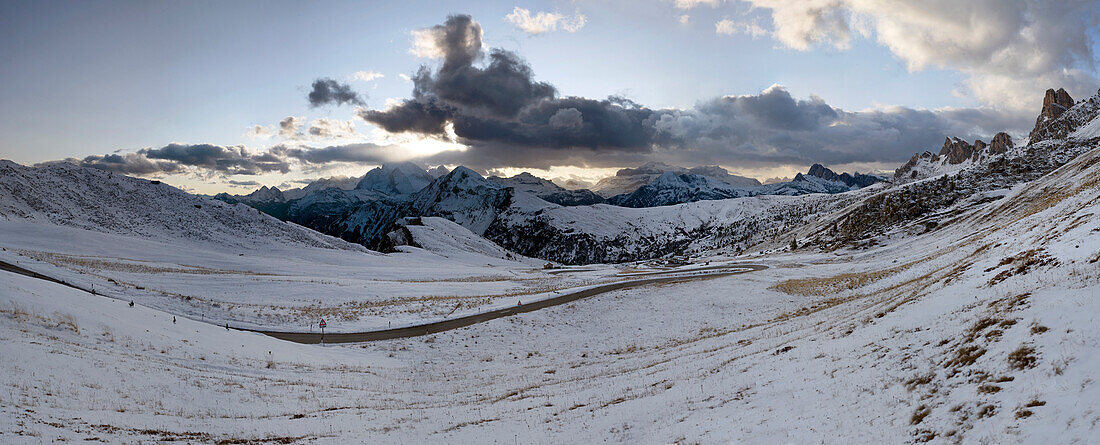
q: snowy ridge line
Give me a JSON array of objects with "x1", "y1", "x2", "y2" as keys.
[{"x1": 245, "y1": 264, "x2": 767, "y2": 343}]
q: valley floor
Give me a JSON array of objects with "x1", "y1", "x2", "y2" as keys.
[{"x1": 2, "y1": 148, "x2": 1100, "y2": 443}]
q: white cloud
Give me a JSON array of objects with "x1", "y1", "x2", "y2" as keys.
[
  {"x1": 398, "y1": 73, "x2": 412, "y2": 82},
  {"x1": 716, "y1": 18, "x2": 768, "y2": 38},
  {"x1": 679, "y1": 14, "x2": 692, "y2": 24},
  {"x1": 505, "y1": 7, "x2": 587, "y2": 35},
  {"x1": 672, "y1": 0, "x2": 721, "y2": 9},
  {"x1": 307, "y1": 118, "x2": 360, "y2": 140},
  {"x1": 279, "y1": 116, "x2": 304, "y2": 139},
  {"x1": 351, "y1": 71, "x2": 384, "y2": 82},
  {"x1": 244, "y1": 125, "x2": 272, "y2": 140},
  {"x1": 410, "y1": 28, "x2": 447, "y2": 58},
  {"x1": 737, "y1": 0, "x2": 1100, "y2": 111}
]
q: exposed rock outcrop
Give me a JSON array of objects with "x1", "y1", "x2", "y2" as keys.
[
  {"x1": 940, "y1": 137, "x2": 975, "y2": 164},
  {"x1": 806, "y1": 164, "x2": 882, "y2": 188},
  {"x1": 988, "y1": 132, "x2": 1013, "y2": 155},
  {"x1": 895, "y1": 133, "x2": 1015, "y2": 182},
  {"x1": 1029, "y1": 88, "x2": 1075, "y2": 144}
]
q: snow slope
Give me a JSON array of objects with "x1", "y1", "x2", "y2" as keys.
[
  {"x1": 0, "y1": 160, "x2": 361, "y2": 251},
  {"x1": 390, "y1": 216, "x2": 544, "y2": 266},
  {"x1": 3, "y1": 145, "x2": 1097, "y2": 443},
  {"x1": 488, "y1": 188, "x2": 867, "y2": 264}
]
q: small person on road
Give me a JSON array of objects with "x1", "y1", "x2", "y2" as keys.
[
  {"x1": 172, "y1": 316, "x2": 176, "y2": 324},
  {"x1": 225, "y1": 323, "x2": 229, "y2": 331},
  {"x1": 129, "y1": 300, "x2": 134, "y2": 308}
]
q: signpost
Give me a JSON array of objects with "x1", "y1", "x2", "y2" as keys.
[{"x1": 319, "y1": 319, "x2": 326, "y2": 346}]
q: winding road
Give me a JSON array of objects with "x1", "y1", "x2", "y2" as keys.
[
  {"x1": 248, "y1": 264, "x2": 767, "y2": 344},
  {"x1": 1, "y1": 257, "x2": 766, "y2": 344}
]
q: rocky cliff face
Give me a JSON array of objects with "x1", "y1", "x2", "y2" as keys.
[
  {"x1": 835, "y1": 88, "x2": 1100, "y2": 247},
  {"x1": 989, "y1": 132, "x2": 1013, "y2": 155},
  {"x1": 806, "y1": 164, "x2": 882, "y2": 188},
  {"x1": 894, "y1": 132, "x2": 1014, "y2": 182},
  {"x1": 1029, "y1": 88, "x2": 1075, "y2": 144},
  {"x1": 940, "y1": 137, "x2": 975, "y2": 164}
]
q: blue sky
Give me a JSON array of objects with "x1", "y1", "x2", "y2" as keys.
[{"x1": 1, "y1": 0, "x2": 1096, "y2": 192}]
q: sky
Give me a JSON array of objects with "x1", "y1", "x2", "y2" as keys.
[{"x1": 1, "y1": 0, "x2": 1098, "y2": 193}]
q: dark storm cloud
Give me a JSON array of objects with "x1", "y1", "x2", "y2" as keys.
[
  {"x1": 357, "y1": 15, "x2": 1030, "y2": 171},
  {"x1": 270, "y1": 143, "x2": 391, "y2": 165},
  {"x1": 308, "y1": 78, "x2": 365, "y2": 107},
  {"x1": 141, "y1": 143, "x2": 290, "y2": 175},
  {"x1": 360, "y1": 95, "x2": 455, "y2": 134},
  {"x1": 56, "y1": 153, "x2": 183, "y2": 175}
]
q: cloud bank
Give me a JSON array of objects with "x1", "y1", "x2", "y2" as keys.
[
  {"x1": 722, "y1": 0, "x2": 1100, "y2": 111},
  {"x1": 357, "y1": 14, "x2": 1026, "y2": 171},
  {"x1": 50, "y1": 143, "x2": 292, "y2": 176}
]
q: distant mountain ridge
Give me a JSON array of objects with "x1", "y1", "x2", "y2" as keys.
[
  {"x1": 608, "y1": 164, "x2": 880, "y2": 208},
  {"x1": 592, "y1": 162, "x2": 761, "y2": 197},
  {"x1": 487, "y1": 172, "x2": 605, "y2": 206}
]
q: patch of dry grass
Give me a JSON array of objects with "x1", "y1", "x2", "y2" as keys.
[
  {"x1": 17, "y1": 249, "x2": 271, "y2": 276},
  {"x1": 770, "y1": 259, "x2": 922, "y2": 297}
]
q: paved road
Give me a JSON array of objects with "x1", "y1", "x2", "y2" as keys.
[
  {"x1": 1, "y1": 257, "x2": 767, "y2": 345},
  {"x1": 248, "y1": 264, "x2": 768, "y2": 344},
  {"x1": 0, "y1": 259, "x2": 98, "y2": 294}
]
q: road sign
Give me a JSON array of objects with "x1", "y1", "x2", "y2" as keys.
[{"x1": 319, "y1": 319, "x2": 327, "y2": 329}]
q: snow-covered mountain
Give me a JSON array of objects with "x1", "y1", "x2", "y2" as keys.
[
  {"x1": 592, "y1": 162, "x2": 761, "y2": 197},
  {"x1": 486, "y1": 189, "x2": 865, "y2": 264},
  {"x1": 608, "y1": 172, "x2": 752, "y2": 207},
  {"x1": 282, "y1": 175, "x2": 359, "y2": 200},
  {"x1": 0, "y1": 160, "x2": 364, "y2": 251},
  {"x1": 355, "y1": 162, "x2": 433, "y2": 195},
  {"x1": 488, "y1": 172, "x2": 604, "y2": 206},
  {"x1": 409, "y1": 166, "x2": 513, "y2": 235},
  {"x1": 608, "y1": 165, "x2": 876, "y2": 208},
  {"x1": 806, "y1": 87, "x2": 1100, "y2": 248}
]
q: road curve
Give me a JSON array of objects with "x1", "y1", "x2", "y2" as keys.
[
  {"x1": 247, "y1": 264, "x2": 767, "y2": 344},
  {"x1": 1, "y1": 257, "x2": 766, "y2": 345}
]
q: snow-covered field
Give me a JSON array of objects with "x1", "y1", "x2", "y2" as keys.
[
  {"x1": 0, "y1": 218, "x2": 635, "y2": 332},
  {"x1": 2, "y1": 144, "x2": 1098, "y2": 443}
]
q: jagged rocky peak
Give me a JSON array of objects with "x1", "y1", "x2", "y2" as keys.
[
  {"x1": 248, "y1": 185, "x2": 284, "y2": 201},
  {"x1": 939, "y1": 137, "x2": 976, "y2": 164},
  {"x1": 426, "y1": 165, "x2": 450, "y2": 178},
  {"x1": 1030, "y1": 88, "x2": 1075, "y2": 144},
  {"x1": 989, "y1": 132, "x2": 1013, "y2": 155},
  {"x1": 805, "y1": 164, "x2": 881, "y2": 188}
]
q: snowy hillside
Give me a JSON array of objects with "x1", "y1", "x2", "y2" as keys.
[
  {"x1": 388, "y1": 216, "x2": 544, "y2": 266},
  {"x1": 0, "y1": 160, "x2": 362, "y2": 251},
  {"x1": 808, "y1": 88, "x2": 1100, "y2": 247},
  {"x1": 487, "y1": 189, "x2": 866, "y2": 264},
  {"x1": 3, "y1": 143, "x2": 1097, "y2": 443}
]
